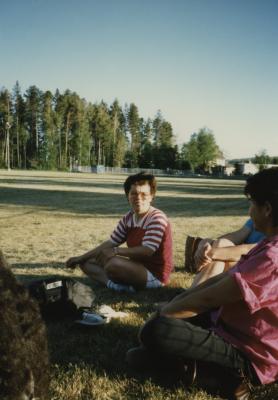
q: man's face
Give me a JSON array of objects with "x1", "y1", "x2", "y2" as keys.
[
  {"x1": 128, "y1": 182, "x2": 153, "y2": 215},
  {"x1": 248, "y1": 198, "x2": 268, "y2": 233}
]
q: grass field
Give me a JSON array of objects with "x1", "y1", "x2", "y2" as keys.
[{"x1": 0, "y1": 170, "x2": 277, "y2": 400}]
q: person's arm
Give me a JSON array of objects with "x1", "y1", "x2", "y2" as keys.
[
  {"x1": 210, "y1": 243, "x2": 256, "y2": 262},
  {"x1": 160, "y1": 272, "x2": 242, "y2": 319},
  {"x1": 219, "y1": 225, "x2": 251, "y2": 245},
  {"x1": 194, "y1": 224, "x2": 252, "y2": 269},
  {"x1": 99, "y1": 244, "x2": 154, "y2": 263},
  {"x1": 164, "y1": 271, "x2": 226, "y2": 304},
  {"x1": 66, "y1": 239, "x2": 114, "y2": 268},
  {"x1": 194, "y1": 238, "x2": 214, "y2": 266}
]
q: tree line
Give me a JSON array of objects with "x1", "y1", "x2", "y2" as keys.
[{"x1": 0, "y1": 82, "x2": 222, "y2": 172}]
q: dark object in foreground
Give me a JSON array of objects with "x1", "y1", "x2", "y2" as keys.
[
  {"x1": 28, "y1": 277, "x2": 96, "y2": 320},
  {"x1": 0, "y1": 251, "x2": 50, "y2": 400},
  {"x1": 184, "y1": 235, "x2": 203, "y2": 273},
  {"x1": 126, "y1": 345, "x2": 252, "y2": 400}
]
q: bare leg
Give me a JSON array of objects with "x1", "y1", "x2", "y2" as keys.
[
  {"x1": 104, "y1": 256, "x2": 148, "y2": 289},
  {"x1": 191, "y1": 238, "x2": 236, "y2": 288},
  {"x1": 80, "y1": 256, "x2": 148, "y2": 289},
  {"x1": 80, "y1": 260, "x2": 108, "y2": 285}
]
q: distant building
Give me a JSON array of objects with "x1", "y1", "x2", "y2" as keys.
[{"x1": 224, "y1": 160, "x2": 277, "y2": 176}]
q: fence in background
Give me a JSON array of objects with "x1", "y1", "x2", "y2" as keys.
[{"x1": 72, "y1": 165, "x2": 187, "y2": 176}]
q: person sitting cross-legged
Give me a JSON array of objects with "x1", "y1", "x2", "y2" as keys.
[
  {"x1": 127, "y1": 167, "x2": 278, "y2": 399},
  {"x1": 66, "y1": 172, "x2": 173, "y2": 293}
]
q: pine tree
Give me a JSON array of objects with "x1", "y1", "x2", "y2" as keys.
[
  {"x1": 109, "y1": 99, "x2": 127, "y2": 167},
  {"x1": 41, "y1": 90, "x2": 57, "y2": 169},
  {"x1": 0, "y1": 89, "x2": 13, "y2": 169},
  {"x1": 127, "y1": 103, "x2": 141, "y2": 167},
  {"x1": 24, "y1": 85, "x2": 42, "y2": 167}
]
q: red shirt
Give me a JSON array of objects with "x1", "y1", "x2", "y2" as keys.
[
  {"x1": 110, "y1": 207, "x2": 173, "y2": 284},
  {"x1": 214, "y1": 235, "x2": 278, "y2": 384}
]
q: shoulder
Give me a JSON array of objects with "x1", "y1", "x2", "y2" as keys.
[
  {"x1": 234, "y1": 237, "x2": 278, "y2": 276},
  {"x1": 150, "y1": 207, "x2": 168, "y2": 219},
  {"x1": 243, "y1": 219, "x2": 253, "y2": 230},
  {"x1": 148, "y1": 207, "x2": 169, "y2": 223},
  {"x1": 119, "y1": 210, "x2": 133, "y2": 225},
  {"x1": 264, "y1": 236, "x2": 278, "y2": 261}
]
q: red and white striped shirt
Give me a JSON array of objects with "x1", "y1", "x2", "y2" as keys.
[{"x1": 110, "y1": 207, "x2": 173, "y2": 284}]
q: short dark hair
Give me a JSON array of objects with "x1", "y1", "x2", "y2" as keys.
[
  {"x1": 244, "y1": 167, "x2": 278, "y2": 226},
  {"x1": 124, "y1": 172, "x2": 157, "y2": 197}
]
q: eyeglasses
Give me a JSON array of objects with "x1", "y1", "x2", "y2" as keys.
[{"x1": 129, "y1": 191, "x2": 151, "y2": 199}]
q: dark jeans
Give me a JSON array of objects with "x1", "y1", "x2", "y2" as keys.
[{"x1": 140, "y1": 312, "x2": 259, "y2": 385}]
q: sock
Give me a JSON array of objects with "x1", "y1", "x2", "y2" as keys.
[{"x1": 107, "y1": 280, "x2": 135, "y2": 293}]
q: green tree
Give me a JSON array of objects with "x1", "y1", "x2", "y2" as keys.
[
  {"x1": 127, "y1": 103, "x2": 141, "y2": 167},
  {"x1": 253, "y1": 150, "x2": 271, "y2": 171},
  {"x1": 41, "y1": 90, "x2": 57, "y2": 169},
  {"x1": 12, "y1": 81, "x2": 27, "y2": 168},
  {"x1": 89, "y1": 101, "x2": 113, "y2": 166},
  {"x1": 109, "y1": 99, "x2": 127, "y2": 167},
  {"x1": 181, "y1": 128, "x2": 221, "y2": 172},
  {"x1": 153, "y1": 144, "x2": 178, "y2": 170},
  {"x1": 70, "y1": 95, "x2": 91, "y2": 168},
  {"x1": 24, "y1": 85, "x2": 42, "y2": 167},
  {"x1": 0, "y1": 88, "x2": 13, "y2": 169},
  {"x1": 139, "y1": 118, "x2": 153, "y2": 167},
  {"x1": 153, "y1": 111, "x2": 174, "y2": 147}
]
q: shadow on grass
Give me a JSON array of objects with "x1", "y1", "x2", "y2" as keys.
[
  {"x1": 1, "y1": 186, "x2": 248, "y2": 218},
  {"x1": 15, "y1": 264, "x2": 184, "y2": 316},
  {"x1": 158, "y1": 182, "x2": 244, "y2": 196},
  {"x1": 47, "y1": 318, "x2": 187, "y2": 391},
  {"x1": 0, "y1": 177, "x2": 124, "y2": 191},
  {"x1": 14, "y1": 267, "x2": 278, "y2": 399},
  {"x1": 0, "y1": 175, "x2": 244, "y2": 196}
]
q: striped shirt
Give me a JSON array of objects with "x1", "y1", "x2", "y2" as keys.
[{"x1": 110, "y1": 206, "x2": 173, "y2": 284}]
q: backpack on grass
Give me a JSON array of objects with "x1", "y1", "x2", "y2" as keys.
[{"x1": 27, "y1": 277, "x2": 95, "y2": 320}]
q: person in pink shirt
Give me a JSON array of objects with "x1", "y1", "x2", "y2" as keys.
[{"x1": 127, "y1": 167, "x2": 278, "y2": 399}]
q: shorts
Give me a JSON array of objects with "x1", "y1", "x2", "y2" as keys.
[{"x1": 146, "y1": 270, "x2": 164, "y2": 289}]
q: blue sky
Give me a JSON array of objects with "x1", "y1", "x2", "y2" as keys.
[{"x1": 1, "y1": 0, "x2": 277, "y2": 158}]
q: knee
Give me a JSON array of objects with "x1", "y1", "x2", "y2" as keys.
[
  {"x1": 79, "y1": 261, "x2": 88, "y2": 273},
  {"x1": 139, "y1": 315, "x2": 164, "y2": 349},
  {"x1": 213, "y1": 238, "x2": 234, "y2": 248},
  {"x1": 104, "y1": 258, "x2": 120, "y2": 281}
]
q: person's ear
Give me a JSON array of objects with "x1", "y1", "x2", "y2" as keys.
[{"x1": 264, "y1": 201, "x2": 272, "y2": 218}]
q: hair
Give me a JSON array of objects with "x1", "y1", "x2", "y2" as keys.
[
  {"x1": 0, "y1": 251, "x2": 50, "y2": 400},
  {"x1": 244, "y1": 167, "x2": 278, "y2": 226},
  {"x1": 123, "y1": 172, "x2": 157, "y2": 197}
]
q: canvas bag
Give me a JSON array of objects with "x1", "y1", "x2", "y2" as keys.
[{"x1": 27, "y1": 277, "x2": 95, "y2": 320}]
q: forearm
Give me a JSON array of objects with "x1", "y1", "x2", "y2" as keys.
[
  {"x1": 210, "y1": 244, "x2": 255, "y2": 262},
  {"x1": 161, "y1": 273, "x2": 241, "y2": 319},
  {"x1": 219, "y1": 226, "x2": 250, "y2": 245},
  {"x1": 164, "y1": 272, "x2": 226, "y2": 308},
  {"x1": 79, "y1": 240, "x2": 114, "y2": 262},
  {"x1": 116, "y1": 245, "x2": 154, "y2": 259},
  {"x1": 161, "y1": 288, "x2": 214, "y2": 318}
]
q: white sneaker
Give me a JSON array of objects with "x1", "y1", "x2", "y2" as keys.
[{"x1": 75, "y1": 311, "x2": 109, "y2": 326}]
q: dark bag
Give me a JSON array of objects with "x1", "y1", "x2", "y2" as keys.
[
  {"x1": 27, "y1": 277, "x2": 95, "y2": 320},
  {"x1": 184, "y1": 235, "x2": 203, "y2": 273}
]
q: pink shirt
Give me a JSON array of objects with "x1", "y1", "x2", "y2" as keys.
[{"x1": 214, "y1": 235, "x2": 278, "y2": 384}]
